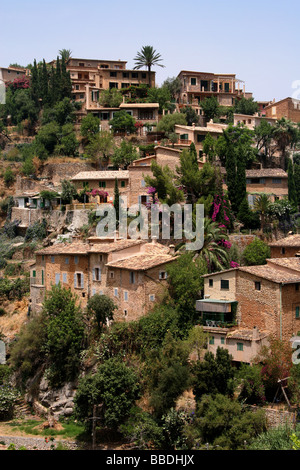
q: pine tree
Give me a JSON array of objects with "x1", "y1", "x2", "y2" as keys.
[
  {"x1": 114, "y1": 178, "x2": 120, "y2": 225},
  {"x1": 288, "y1": 159, "x2": 297, "y2": 206}
]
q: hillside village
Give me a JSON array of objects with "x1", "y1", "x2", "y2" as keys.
[{"x1": 1, "y1": 48, "x2": 300, "y2": 451}]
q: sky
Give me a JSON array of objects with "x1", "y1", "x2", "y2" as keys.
[{"x1": 1, "y1": 0, "x2": 300, "y2": 102}]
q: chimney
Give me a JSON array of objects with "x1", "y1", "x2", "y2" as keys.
[
  {"x1": 152, "y1": 236, "x2": 157, "y2": 244},
  {"x1": 252, "y1": 326, "x2": 259, "y2": 340},
  {"x1": 169, "y1": 244, "x2": 175, "y2": 255}
]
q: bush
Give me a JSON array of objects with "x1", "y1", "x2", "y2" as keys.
[
  {"x1": 25, "y1": 219, "x2": 47, "y2": 242},
  {"x1": 120, "y1": 407, "x2": 164, "y2": 449},
  {"x1": 3, "y1": 167, "x2": 15, "y2": 187},
  {"x1": 0, "y1": 384, "x2": 20, "y2": 420},
  {"x1": 242, "y1": 237, "x2": 271, "y2": 266}
]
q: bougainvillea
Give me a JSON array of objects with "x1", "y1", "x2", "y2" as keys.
[
  {"x1": 211, "y1": 194, "x2": 232, "y2": 228},
  {"x1": 86, "y1": 189, "x2": 109, "y2": 198},
  {"x1": 7, "y1": 76, "x2": 30, "y2": 90}
]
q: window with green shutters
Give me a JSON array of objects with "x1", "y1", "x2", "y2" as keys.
[
  {"x1": 296, "y1": 306, "x2": 300, "y2": 319},
  {"x1": 221, "y1": 337, "x2": 225, "y2": 344},
  {"x1": 99, "y1": 181, "x2": 106, "y2": 188},
  {"x1": 237, "y1": 343, "x2": 243, "y2": 351},
  {"x1": 209, "y1": 336, "x2": 214, "y2": 345}
]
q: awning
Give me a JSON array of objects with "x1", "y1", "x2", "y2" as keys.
[{"x1": 196, "y1": 299, "x2": 236, "y2": 313}]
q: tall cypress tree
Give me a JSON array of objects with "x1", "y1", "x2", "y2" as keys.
[
  {"x1": 113, "y1": 178, "x2": 120, "y2": 225},
  {"x1": 30, "y1": 59, "x2": 39, "y2": 105},
  {"x1": 55, "y1": 56, "x2": 62, "y2": 101},
  {"x1": 288, "y1": 159, "x2": 297, "y2": 206},
  {"x1": 41, "y1": 59, "x2": 49, "y2": 105}
]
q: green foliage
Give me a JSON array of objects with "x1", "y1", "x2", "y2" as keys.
[
  {"x1": 9, "y1": 314, "x2": 47, "y2": 384},
  {"x1": 80, "y1": 114, "x2": 100, "y2": 141},
  {"x1": 3, "y1": 167, "x2": 15, "y2": 187},
  {"x1": 235, "y1": 363, "x2": 266, "y2": 405},
  {"x1": 60, "y1": 179, "x2": 78, "y2": 204},
  {"x1": 111, "y1": 140, "x2": 139, "y2": 169},
  {"x1": 193, "y1": 394, "x2": 266, "y2": 450},
  {"x1": 146, "y1": 86, "x2": 172, "y2": 114},
  {"x1": 25, "y1": 219, "x2": 47, "y2": 242},
  {"x1": 200, "y1": 96, "x2": 220, "y2": 122},
  {"x1": 120, "y1": 407, "x2": 164, "y2": 449},
  {"x1": 84, "y1": 130, "x2": 115, "y2": 166},
  {"x1": 237, "y1": 197, "x2": 260, "y2": 230},
  {"x1": 98, "y1": 88, "x2": 123, "y2": 108},
  {"x1": 167, "y1": 252, "x2": 207, "y2": 325},
  {"x1": 192, "y1": 348, "x2": 235, "y2": 401},
  {"x1": 234, "y1": 97, "x2": 258, "y2": 115},
  {"x1": 42, "y1": 285, "x2": 85, "y2": 387},
  {"x1": 288, "y1": 159, "x2": 298, "y2": 206},
  {"x1": 109, "y1": 110, "x2": 136, "y2": 134},
  {"x1": 74, "y1": 357, "x2": 140, "y2": 431},
  {"x1": 21, "y1": 157, "x2": 35, "y2": 177},
  {"x1": 0, "y1": 384, "x2": 20, "y2": 420},
  {"x1": 0, "y1": 277, "x2": 30, "y2": 301},
  {"x1": 156, "y1": 113, "x2": 187, "y2": 135},
  {"x1": 242, "y1": 237, "x2": 271, "y2": 266},
  {"x1": 87, "y1": 294, "x2": 117, "y2": 332},
  {"x1": 144, "y1": 160, "x2": 184, "y2": 205},
  {"x1": 180, "y1": 106, "x2": 199, "y2": 126},
  {"x1": 249, "y1": 425, "x2": 300, "y2": 450}
]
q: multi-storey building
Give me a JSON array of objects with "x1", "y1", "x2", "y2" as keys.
[
  {"x1": 0, "y1": 66, "x2": 29, "y2": 84},
  {"x1": 61, "y1": 57, "x2": 155, "y2": 118},
  {"x1": 196, "y1": 255, "x2": 300, "y2": 362},
  {"x1": 30, "y1": 237, "x2": 176, "y2": 321},
  {"x1": 175, "y1": 70, "x2": 251, "y2": 119},
  {"x1": 264, "y1": 97, "x2": 300, "y2": 123}
]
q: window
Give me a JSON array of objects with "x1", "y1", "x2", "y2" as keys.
[
  {"x1": 32, "y1": 270, "x2": 36, "y2": 278},
  {"x1": 142, "y1": 73, "x2": 147, "y2": 79},
  {"x1": 93, "y1": 267, "x2": 101, "y2": 281},
  {"x1": 99, "y1": 255, "x2": 103, "y2": 262},
  {"x1": 149, "y1": 294, "x2": 155, "y2": 302},
  {"x1": 296, "y1": 284, "x2": 299, "y2": 291},
  {"x1": 121, "y1": 83, "x2": 130, "y2": 88},
  {"x1": 255, "y1": 281, "x2": 261, "y2": 291},
  {"x1": 51, "y1": 256, "x2": 55, "y2": 264},
  {"x1": 55, "y1": 273, "x2": 60, "y2": 285},
  {"x1": 209, "y1": 336, "x2": 214, "y2": 345},
  {"x1": 109, "y1": 82, "x2": 118, "y2": 89},
  {"x1": 159, "y1": 271, "x2": 168, "y2": 280},
  {"x1": 221, "y1": 337, "x2": 225, "y2": 344},
  {"x1": 272, "y1": 178, "x2": 282, "y2": 184},
  {"x1": 209, "y1": 279, "x2": 213, "y2": 287},
  {"x1": 124, "y1": 291, "x2": 128, "y2": 301},
  {"x1": 131, "y1": 72, "x2": 138, "y2": 78},
  {"x1": 130, "y1": 271, "x2": 135, "y2": 284},
  {"x1": 191, "y1": 77, "x2": 196, "y2": 86},
  {"x1": 74, "y1": 272, "x2": 84, "y2": 289},
  {"x1": 220, "y1": 279, "x2": 229, "y2": 290},
  {"x1": 296, "y1": 306, "x2": 300, "y2": 319},
  {"x1": 114, "y1": 288, "x2": 118, "y2": 297},
  {"x1": 141, "y1": 179, "x2": 146, "y2": 187},
  {"x1": 121, "y1": 181, "x2": 126, "y2": 188},
  {"x1": 122, "y1": 72, "x2": 129, "y2": 78},
  {"x1": 74, "y1": 256, "x2": 79, "y2": 265},
  {"x1": 92, "y1": 289, "x2": 96, "y2": 296},
  {"x1": 99, "y1": 181, "x2": 106, "y2": 188},
  {"x1": 110, "y1": 71, "x2": 117, "y2": 77},
  {"x1": 65, "y1": 257, "x2": 69, "y2": 265},
  {"x1": 281, "y1": 247, "x2": 286, "y2": 255},
  {"x1": 237, "y1": 342, "x2": 244, "y2": 351},
  {"x1": 109, "y1": 271, "x2": 115, "y2": 279},
  {"x1": 124, "y1": 309, "x2": 128, "y2": 317},
  {"x1": 62, "y1": 273, "x2": 67, "y2": 284}
]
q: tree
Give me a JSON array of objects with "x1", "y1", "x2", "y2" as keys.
[
  {"x1": 195, "y1": 217, "x2": 230, "y2": 272},
  {"x1": 80, "y1": 113, "x2": 100, "y2": 142},
  {"x1": 156, "y1": 113, "x2": 187, "y2": 135},
  {"x1": 200, "y1": 96, "x2": 220, "y2": 122},
  {"x1": 111, "y1": 140, "x2": 139, "y2": 169},
  {"x1": 180, "y1": 106, "x2": 199, "y2": 126},
  {"x1": 59, "y1": 48, "x2": 72, "y2": 61},
  {"x1": 144, "y1": 160, "x2": 184, "y2": 205},
  {"x1": 146, "y1": 86, "x2": 172, "y2": 114},
  {"x1": 162, "y1": 76, "x2": 182, "y2": 101},
  {"x1": 202, "y1": 133, "x2": 216, "y2": 163},
  {"x1": 85, "y1": 130, "x2": 115, "y2": 168},
  {"x1": 42, "y1": 284, "x2": 85, "y2": 386},
  {"x1": 273, "y1": 118, "x2": 298, "y2": 169},
  {"x1": 192, "y1": 347, "x2": 235, "y2": 401},
  {"x1": 109, "y1": 110, "x2": 136, "y2": 134},
  {"x1": 60, "y1": 179, "x2": 78, "y2": 204},
  {"x1": 288, "y1": 159, "x2": 297, "y2": 206},
  {"x1": 99, "y1": 88, "x2": 123, "y2": 108},
  {"x1": 234, "y1": 97, "x2": 258, "y2": 115},
  {"x1": 114, "y1": 178, "x2": 120, "y2": 225},
  {"x1": 253, "y1": 194, "x2": 271, "y2": 232},
  {"x1": 74, "y1": 358, "x2": 140, "y2": 432},
  {"x1": 3, "y1": 167, "x2": 15, "y2": 187},
  {"x1": 254, "y1": 120, "x2": 275, "y2": 163},
  {"x1": 242, "y1": 237, "x2": 271, "y2": 266},
  {"x1": 133, "y1": 45, "x2": 165, "y2": 86},
  {"x1": 87, "y1": 293, "x2": 117, "y2": 332},
  {"x1": 167, "y1": 252, "x2": 207, "y2": 324}
]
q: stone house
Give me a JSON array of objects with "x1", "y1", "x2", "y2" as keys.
[
  {"x1": 30, "y1": 237, "x2": 176, "y2": 321},
  {"x1": 196, "y1": 257, "x2": 300, "y2": 362},
  {"x1": 264, "y1": 97, "x2": 300, "y2": 123},
  {"x1": 175, "y1": 70, "x2": 251, "y2": 119},
  {"x1": 233, "y1": 113, "x2": 276, "y2": 130},
  {"x1": 0, "y1": 66, "x2": 29, "y2": 84},
  {"x1": 269, "y1": 234, "x2": 300, "y2": 258},
  {"x1": 174, "y1": 122, "x2": 226, "y2": 159}
]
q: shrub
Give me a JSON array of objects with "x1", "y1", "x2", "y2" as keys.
[
  {"x1": 242, "y1": 237, "x2": 271, "y2": 266},
  {"x1": 0, "y1": 384, "x2": 20, "y2": 420}
]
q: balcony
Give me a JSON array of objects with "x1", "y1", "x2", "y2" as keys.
[{"x1": 196, "y1": 299, "x2": 238, "y2": 328}]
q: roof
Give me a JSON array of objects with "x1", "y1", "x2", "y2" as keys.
[
  {"x1": 266, "y1": 258, "x2": 300, "y2": 272},
  {"x1": 269, "y1": 234, "x2": 300, "y2": 247},
  {"x1": 227, "y1": 328, "x2": 269, "y2": 341},
  {"x1": 119, "y1": 103, "x2": 159, "y2": 109},
  {"x1": 106, "y1": 253, "x2": 176, "y2": 271},
  {"x1": 202, "y1": 268, "x2": 237, "y2": 278},
  {"x1": 71, "y1": 170, "x2": 129, "y2": 181},
  {"x1": 36, "y1": 243, "x2": 90, "y2": 256},
  {"x1": 246, "y1": 168, "x2": 287, "y2": 178},
  {"x1": 175, "y1": 124, "x2": 225, "y2": 134},
  {"x1": 238, "y1": 265, "x2": 300, "y2": 284},
  {"x1": 88, "y1": 239, "x2": 146, "y2": 253}
]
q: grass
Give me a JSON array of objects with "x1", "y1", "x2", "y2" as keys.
[{"x1": 7, "y1": 418, "x2": 87, "y2": 440}]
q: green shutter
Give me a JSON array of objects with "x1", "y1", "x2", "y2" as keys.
[{"x1": 296, "y1": 306, "x2": 300, "y2": 319}]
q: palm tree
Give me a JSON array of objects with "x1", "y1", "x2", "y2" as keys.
[
  {"x1": 133, "y1": 46, "x2": 164, "y2": 86},
  {"x1": 273, "y1": 118, "x2": 298, "y2": 169},
  {"x1": 59, "y1": 49, "x2": 72, "y2": 62},
  {"x1": 193, "y1": 218, "x2": 230, "y2": 272},
  {"x1": 253, "y1": 194, "x2": 271, "y2": 232}
]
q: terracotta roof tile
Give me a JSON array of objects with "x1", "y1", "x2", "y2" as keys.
[
  {"x1": 238, "y1": 265, "x2": 300, "y2": 283},
  {"x1": 106, "y1": 253, "x2": 176, "y2": 271},
  {"x1": 269, "y1": 235, "x2": 300, "y2": 247},
  {"x1": 71, "y1": 170, "x2": 129, "y2": 181}
]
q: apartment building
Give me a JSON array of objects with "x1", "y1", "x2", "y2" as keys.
[
  {"x1": 30, "y1": 237, "x2": 176, "y2": 321},
  {"x1": 196, "y1": 256, "x2": 300, "y2": 362},
  {"x1": 62, "y1": 57, "x2": 155, "y2": 117},
  {"x1": 176, "y1": 70, "x2": 251, "y2": 116}
]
